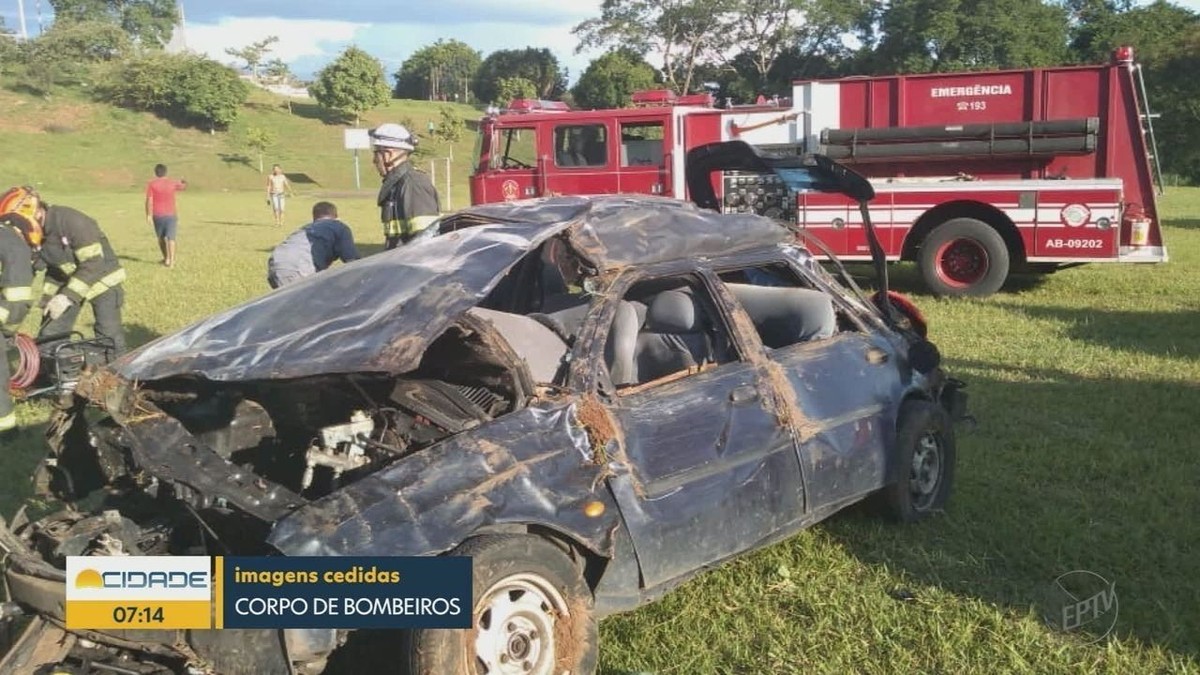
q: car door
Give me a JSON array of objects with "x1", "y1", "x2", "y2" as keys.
[
  {"x1": 724, "y1": 255, "x2": 902, "y2": 510},
  {"x1": 594, "y1": 271, "x2": 806, "y2": 588},
  {"x1": 710, "y1": 257, "x2": 902, "y2": 509},
  {"x1": 616, "y1": 116, "x2": 671, "y2": 197},
  {"x1": 771, "y1": 332, "x2": 900, "y2": 509},
  {"x1": 544, "y1": 121, "x2": 617, "y2": 198}
]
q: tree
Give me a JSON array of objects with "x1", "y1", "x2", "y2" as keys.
[
  {"x1": 100, "y1": 53, "x2": 249, "y2": 131},
  {"x1": 34, "y1": 20, "x2": 132, "y2": 63},
  {"x1": 871, "y1": 0, "x2": 1070, "y2": 73},
  {"x1": 49, "y1": 0, "x2": 179, "y2": 47},
  {"x1": 432, "y1": 107, "x2": 465, "y2": 146},
  {"x1": 572, "y1": 49, "x2": 660, "y2": 109},
  {"x1": 175, "y1": 58, "x2": 248, "y2": 131},
  {"x1": 573, "y1": 0, "x2": 731, "y2": 94},
  {"x1": 225, "y1": 36, "x2": 279, "y2": 81},
  {"x1": 1065, "y1": 1, "x2": 1200, "y2": 182},
  {"x1": 244, "y1": 127, "x2": 277, "y2": 173},
  {"x1": 1151, "y1": 27, "x2": 1200, "y2": 182},
  {"x1": 264, "y1": 58, "x2": 294, "y2": 84},
  {"x1": 494, "y1": 76, "x2": 538, "y2": 104},
  {"x1": 1068, "y1": 0, "x2": 1196, "y2": 65},
  {"x1": 473, "y1": 48, "x2": 567, "y2": 103},
  {"x1": 308, "y1": 46, "x2": 391, "y2": 125},
  {"x1": 393, "y1": 39, "x2": 482, "y2": 101}
]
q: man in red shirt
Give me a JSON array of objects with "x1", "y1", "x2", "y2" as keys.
[{"x1": 145, "y1": 163, "x2": 187, "y2": 267}]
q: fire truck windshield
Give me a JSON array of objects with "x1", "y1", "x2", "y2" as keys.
[{"x1": 493, "y1": 127, "x2": 537, "y2": 170}]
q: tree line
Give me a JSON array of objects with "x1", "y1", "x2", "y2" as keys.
[
  {"x1": 397, "y1": 0, "x2": 1200, "y2": 183},
  {"x1": 1, "y1": 0, "x2": 1197, "y2": 181}
]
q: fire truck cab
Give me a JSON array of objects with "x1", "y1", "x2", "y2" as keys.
[{"x1": 470, "y1": 50, "x2": 1167, "y2": 297}]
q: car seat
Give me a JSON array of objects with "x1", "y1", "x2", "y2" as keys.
[
  {"x1": 633, "y1": 290, "x2": 713, "y2": 383},
  {"x1": 726, "y1": 283, "x2": 836, "y2": 348}
]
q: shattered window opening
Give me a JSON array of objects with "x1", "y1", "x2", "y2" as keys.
[{"x1": 603, "y1": 275, "x2": 740, "y2": 390}]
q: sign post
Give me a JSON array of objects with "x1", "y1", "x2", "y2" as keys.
[{"x1": 343, "y1": 129, "x2": 371, "y2": 190}]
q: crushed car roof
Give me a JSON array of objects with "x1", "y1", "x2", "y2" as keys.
[{"x1": 112, "y1": 195, "x2": 793, "y2": 383}]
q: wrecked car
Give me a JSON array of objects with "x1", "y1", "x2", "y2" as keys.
[{"x1": 1, "y1": 142, "x2": 968, "y2": 675}]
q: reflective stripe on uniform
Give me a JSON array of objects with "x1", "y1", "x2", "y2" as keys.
[
  {"x1": 84, "y1": 268, "x2": 127, "y2": 300},
  {"x1": 42, "y1": 280, "x2": 61, "y2": 296},
  {"x1": 58, "y1": 262, "x2": 78, "y2": 276},
  {"x1": 74, "y1": 242, "x2": 104, "y2": 261},
  {"x1": 408, "y1": 215, "x2": 438, "y2": 235},
  {"x1": 0, "y1": 306, "x2": 9, "y2": 324},
  {"x1": 0, "y1": 412, "x2": 15, "y2": 432},
  {"x1": 2, "y1": 286, "x2": 31, "y2": 302},
  {"x1": 384, "y1": 219, "x2": 404, "y2": 237},
  {"x1": 67, "y1": 277, "x2": 91, "y2": 297}
]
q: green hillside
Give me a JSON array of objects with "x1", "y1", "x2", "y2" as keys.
[{"x1": 0, "y1": 86, "x2": 482, "y2": 206}]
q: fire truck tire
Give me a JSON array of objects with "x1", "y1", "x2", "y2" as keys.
[{"x1": 919, "y1": 218, "x2": 1010, "y2": 297}]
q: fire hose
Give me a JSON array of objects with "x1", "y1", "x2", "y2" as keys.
[{"x1": 7, "y1": 333, "x2": 40, "y2": 393}]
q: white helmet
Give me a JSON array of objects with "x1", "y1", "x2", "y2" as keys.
[{"x1": 370, "y1": 123, "x2": 417, "y2": 151}]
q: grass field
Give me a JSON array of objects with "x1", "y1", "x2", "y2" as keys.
[
  {"x1": 0, "y1": 86, "x2": 482, "y2": 207},
  {"x1": 3, "y1": 186, "x2": 1197, "y2": 674}
]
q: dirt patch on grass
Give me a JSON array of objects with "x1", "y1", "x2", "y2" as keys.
[{"x1": 0, "y1": 97, "x2": 94, "y2": 134}]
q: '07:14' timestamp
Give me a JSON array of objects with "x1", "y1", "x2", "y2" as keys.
[{"x1": 112, "y1": 605, "x2": 165, "y2": 624}]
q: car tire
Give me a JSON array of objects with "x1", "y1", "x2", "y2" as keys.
[
  {"x1": 879, "y1": 399, "x2": 956, "y2": 522},
  {"x1": 407, "y1": 534, "x2": 598, "y2": 675},
  {"x1": 918, "y1": 218, "x2": 1010, "y2": 297}
]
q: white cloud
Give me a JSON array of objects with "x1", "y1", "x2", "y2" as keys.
[
  {"x1": 184, "y1": 17, "x2": 368, "y2": 68},
  {"x1": 182, "y1": 12, "x2": 605, "y2": 84}
]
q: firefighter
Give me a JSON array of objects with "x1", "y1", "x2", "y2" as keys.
[
  {"x1": 369, "y1": 123, "x2": 441, "y2": 250},
  {"x1": 0, "y1": 187, "x2": 38, "y2": 437},
  {"x1": 8, "y1": 188, "x2": 128, "y2": 355}
]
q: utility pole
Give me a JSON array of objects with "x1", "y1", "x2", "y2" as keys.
[{"x1": 17, "y1": 0, "x2": 29, "y2": 40}]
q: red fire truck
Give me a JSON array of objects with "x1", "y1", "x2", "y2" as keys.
[{"x1": 469, "y1": 48, "x2": 1166, "y2": 297}]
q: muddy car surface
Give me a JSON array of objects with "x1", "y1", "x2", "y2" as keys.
[{"x1": 1, "y1": 148, "x2": 967, "y2": 675}]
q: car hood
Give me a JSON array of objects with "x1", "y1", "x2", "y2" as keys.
[{"x1": 112, "y1": 218, "x2": 577, "y2": 383}]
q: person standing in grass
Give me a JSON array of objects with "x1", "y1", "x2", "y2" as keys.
[
  {"x1": 369, "y1": 124, "x2": 441, "y2": 249},
  {"x1": 0, "y1": 187, "x2": 37, "y2": 440},
  {"x1": 145, "y1": 163, "x2": 187, "y2": 268},
  {"x1": 267, "y1": 164, "x2": 293, "y2": 227}
]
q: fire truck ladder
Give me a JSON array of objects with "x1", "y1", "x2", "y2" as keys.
[{"x1": 1134, "y1": 62, "x2": 1165, "y2": 195}]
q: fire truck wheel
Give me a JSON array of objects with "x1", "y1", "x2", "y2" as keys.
[{"x1": 919, "y1": 218, "x2": 1010, "y2": 297}]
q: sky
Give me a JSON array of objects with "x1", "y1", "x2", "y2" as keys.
[
  {"x1": 2, "y1": 0, "x2": 607, "y2": 82},
  {"x1": 3, "y1": 0, "x2": 1200, "y2": 83}
]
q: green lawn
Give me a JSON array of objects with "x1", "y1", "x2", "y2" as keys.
[
  {"x1": 0, "y1": 86, "x2": 482, "y2": 208},
  {"x1": 4, "y1": 188, "x2": 1200, "y2": 674}
]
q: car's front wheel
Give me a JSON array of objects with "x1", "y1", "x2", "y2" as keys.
[
  {"x1": 408, "y1": 534, "x2": 598, "y2": 675},
  {"x1": 880, "y1": 399, "x2": 956, "y2": 522}
]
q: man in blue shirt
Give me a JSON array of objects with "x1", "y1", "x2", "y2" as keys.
[{"x1": 267, "y1": 201, "x2": 360, "y2": 289}]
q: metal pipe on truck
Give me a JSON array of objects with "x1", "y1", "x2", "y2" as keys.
[
  {"x1": 823, "y1": 134, "x2": 1096, "y2": 161},
  {"x1": 821, "y1": 118, "x2": 1100, "y2": 145}
]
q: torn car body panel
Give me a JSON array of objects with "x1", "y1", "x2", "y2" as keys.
[
  {"x1": 112, "y1": 220, "x2": 576, "y2": 382},
  {"x1": 268, "y1": 401, "x2": 621, "y2": 559}
]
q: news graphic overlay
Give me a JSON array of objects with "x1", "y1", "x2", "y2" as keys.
[
  {"x1": 219, "y1": 556, "x2": 472, "y2": 629},
  {"x1": 1041, "y1": 569, "x2": 1119, "y2": 644},
  {"x1": 66, "y1": 556, "x2": 213, "y2": 630}
]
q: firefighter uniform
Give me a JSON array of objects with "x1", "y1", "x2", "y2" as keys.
[
  {"x1": 0, "y1": 223, "x2": 34, "y2": 433},
  {"x1": 378, "y1": 161, "x2": 441, "y2": 249},
  {"x1": 37, "y1": 205, "x2": 127, "y2": 353}
]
